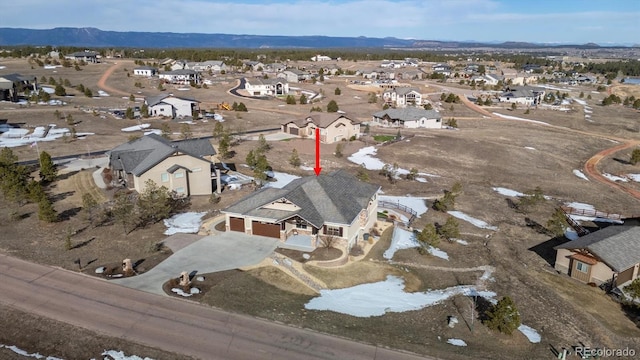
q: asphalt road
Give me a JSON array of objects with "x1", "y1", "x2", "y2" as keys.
[{"x1": 0, "y1": 254, "x2": 433, "y2": 360}]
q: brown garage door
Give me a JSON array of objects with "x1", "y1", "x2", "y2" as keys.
[
  {"x1": 289, "y1": 126, "x2": 299, "y2": 135},
  {"x1": 252, "y1": 221, "x2": 281, "y2": 238},
  {"x1": 229, "y1": 217, "x2": 245, "y2": 232}
]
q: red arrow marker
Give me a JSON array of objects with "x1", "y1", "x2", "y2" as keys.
[{"x1": 314, "y1": 127, "x2": 322, "y2": 176}]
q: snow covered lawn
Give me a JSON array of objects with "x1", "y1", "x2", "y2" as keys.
[
  {"x1": 447, "y1": 211, "x2": 497, "y2": 231},
  {"x1": 265, "y1": 171, "x2": 300, "y2": 188},
  {"x1": 163, "y1": 212, "x2": 207, "y2": 235},
  {"x1": 602, "y1": 173, "x2": 629, "y2": 182},
  {"x1": 492, "y1": 113, "x2": 550, "y2": 126},
  {"x1": 305, "y1": 275, "x2": 496, "y2": 317},
  {"x1": 384, "y1": 227, "x2": 448, "y2": 260},
  {"x1": 492, "y1": 187, "x2": 525, "y2": 197},
  {"x1": 347, "y1": 146, "x2": 385, "y2": 170}
]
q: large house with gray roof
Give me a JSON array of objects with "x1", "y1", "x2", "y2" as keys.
[
  {"x1": 158, "y1": 69, "x2": 201, "y2": 85},
  {"x1": 223, "y1": 170, "x2": 380, "y2": 251},
  {"x1": 243, "y1": 77, "x2": 289, "y2": 96},
  {"x1": 144, "y1": 94, "x2": 200, "y2": 119},
  {"x1": 382, "y1": 87, "x2": 423, "y2": 107},
  {"x1": 108, "y1": 134, "x2": 216, "y2": 196},
  {"x1": 554, "y1": 225, "x2": 640, "y2": 288},
  {"x1": 372, "y1": 108, "x2": 442, "y2": 129},
  {"x1": 499, "y1": 86, "x2": 545, "y2": 106},
  {"x1": 281, "y1": 113, "x2": 360, "y2": 144}
]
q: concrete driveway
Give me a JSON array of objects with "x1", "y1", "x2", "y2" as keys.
[{"x1": 112, "y1": 232, "x2": 278, "y2": 295}]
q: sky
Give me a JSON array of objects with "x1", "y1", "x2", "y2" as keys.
[{"x1": 2, "y1": 0, "x2": 639, "y2": 45}]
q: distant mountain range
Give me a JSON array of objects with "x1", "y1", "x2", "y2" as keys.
[{"x1": 0, "y1": 27, "x2": 634, "y2": 49}]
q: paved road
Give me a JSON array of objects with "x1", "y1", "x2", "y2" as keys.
[
  {"x1": 112, "y1": 232, "x2": 279, "y2": 295},
  {"x1": 0, "y1": 254, "x2": 432, "y2": 360}
]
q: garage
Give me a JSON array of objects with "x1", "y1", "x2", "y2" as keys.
[
  {"x1": 289, "y1": 126, "x2": 299, "y2": 135},
  {"x1": 229, "y1": 217, "x2": 245, "y2": 232},
  {"x1": 252, "y1": 221, "x2": 281, "y2": 238}
]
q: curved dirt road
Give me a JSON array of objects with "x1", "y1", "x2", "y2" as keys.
[
  {"x1": 97, "y1": 61, "x2": 131, "y2": 97},
  {"x1": 0, "y1": 253, "x2": 431, "y2": 360},
  {"x1": 584, "y1": 140, "x2": 640, "y2": 201}
]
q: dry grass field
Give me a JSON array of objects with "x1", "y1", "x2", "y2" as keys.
[{"x1": 2, "y1": 57, "x2": 640, "y2": 359}]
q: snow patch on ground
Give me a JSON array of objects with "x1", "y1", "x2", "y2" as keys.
[
  {"x1": 163, "y1": 212, "x2": 207, "y2": 235},
  {"x1": 429, "y1": 247, "x2": 449, "y2": 260},
  {"x1": 348, "y1": 146, "x2": 386, "y2": 170},
  {"x1": 493, "y1": 113, "x2": 550, "y2": 126},
  {"x1": 0, "y1": 344, "x2": 63, "y2": 360},
  {"x1": 448, "y1": 211, "x2": 498, "y2": 230},
  {"x1": 378, "y1": 195, "x2": 428, "y2": 217},
  {"x1": 492, "y1": 187, "x2": 525, "y2": 197},
  {"x1": 627, "y1": 174, "x2": 640, "y2": 182},
  {"x1": 573, "y1": 98, "x2": 587, "y2": 106},
  {"x1": 121, "y1": 124, "x2": 150, "y2": 132},
  {"x1": 565, "y1": 227, "x2": 579, "y2": 240},
  {"x1": 384, "y1": 227, "x2": 418, "y2": 259},
  {"x1": 416, "y1": 177, "x2": 428, "y2": 183},
  {"x1": 603, "y1": 173, "x2": 629, "y2": 182},
  {"x1": 102, "y1": 350, "x2": 155, "y2": 360},
  {"x1": 455, "y1": 239, "x2": 469, "y2": 245},
  {"x1": 518, "y1": 324, "x2": 541, "y2": 343},
  {"x1": 447, "y1": 339, "x2": 467, "y2": 346},
  {"x1": 573, "y1": 169, "x2": 589, "y2": 181},
  {"x1": 524, "y1": 146, "x2": 536, "y2": 150},
  {"x1": 304, "y1": 275, "x2": 496, "y2": 317},
  {"x1": 299, "y1": 165, "x2": 314, "y2": 171},
  {"x1": 264, "y1": 171, "x2": 301, "y2": 188},
  {"x1": 565, "y1": 202, "x2": 595, "y2": 211}
]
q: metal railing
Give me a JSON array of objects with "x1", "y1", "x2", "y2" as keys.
[{"x1": 379, "y1": 200, "x2": 418, "y2": 226}]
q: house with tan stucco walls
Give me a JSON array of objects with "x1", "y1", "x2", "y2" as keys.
[
  {"x1": 108, "y1": 134, "x2": 216, "y2": 196},
  {"x1": 554, "y1": 225, "x2": 640, "y2": 288},
  {"x1": 280, "y1": 113, "x2": 360, "y2": 144},
  {"x1": 222, "y1": 170, "x2": 380, "y2": 252}
]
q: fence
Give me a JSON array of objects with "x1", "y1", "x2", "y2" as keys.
[
  {"x1": 379, "y1": 200, "x2": 418, "y2": 226},
  {"x1": 560, "y1": 206, "x2": 623, "y2": 221}
]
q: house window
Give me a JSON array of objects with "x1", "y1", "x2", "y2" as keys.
[
  {"x1": 175, "y1": 187, "x2": 185, "y2": 194},
  {"x1": 161, "y1": 173, "x2": 169, "y2": 182},
  {"x1": 175, "y1": 171, "x2": 184, "y2": 179},
  {"x1": 295, "y1": 219, "x2": 307, "y2": 229},
  {"x1": 326, "y1": 226, "x2": 341, "y2": 237},
  {"x1": 576, "y1": 261, "x2": 589, "y2": 273}
]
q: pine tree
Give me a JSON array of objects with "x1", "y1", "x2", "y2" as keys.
[
  {"x1": 112, "y1": 191, "x2": 135, "y2": 235},
  {"x1": 218, "y1": 132, "x2": 231, "y2": 159},
  {"x1": 38, "y1": 196, "x2": 58, "y2": 222},
  {"x1": 631, "y1": 148, "x2": 640, "y2": 165},
  {"x1": 81, "y1": 193, "x2": 98, "y2": 225},
  {"x1": 160, "y1": 123, "x2": 171, "y2": 139},
  {"x1": 137, "y1": 180, "x2": 171, "y2": 225},
  {"x1": 439, "y1": 216, "x2": 460, "y2": 241},
  {"x1": 54, "y1": 84, "x2": 66, "y2": 96},
  {"x1": 334, "y1": 87, "x2": 341, "y2": 95},
  {"x1": 300, "y1": 94, "x2": 307, "y2": 104},
  {"x1": 39, "y1": 151, "x2": 57, "y2": 183},
  {"x1": 246, "y1": 149, "x2": 257, "y2": 168},
  {"x1": 417, "y1": 224, "x2": 439, "y2": 249},
  {"x1": 334, "y1": 143, "x2": 344, "y2": 158},
  {"x1": 484, "y1": 296, "x2": 521, "y2": 335},
  {"x1": 289, "y1": 149, "x2": 301, "y2": 167},
  {"x1": 257, "y1": 134, "x2": 270, "y2": 153},
  {"x1": 140, "y1": 103, "x2": 149, "y2": 118},
  {"x1": 327, "y1": 100, "x2": 339, "y2": 113}
]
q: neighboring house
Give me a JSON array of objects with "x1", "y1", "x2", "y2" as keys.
[
  {"x1": 243, "y1": 77, "x2": 289, "y2": 96},
  {"x1": 267, "y1": 63, "x2": 287, "y2": 73},
  {"x1": 145, "y1": 94, "x2": 200, "y2": 118},
  {"x1": 554, "y1": 225, "x2": 640, "y2": 288},
  {"x1": 396, "y1": 69, "x2": 424, "y2": 80},
  {"x1": 499, "y1": 86, "x2": 545, "y2": 106},
  {"x1": 108, "y1": 134, "x2": 216, "y2": 196},
  {"x1": 432, "y1": 63, "x2": 451, "y2": 72},
  {"x1": 223, "y1": 170, "x2": 380, "y2": 251},
  {"x1": 311, "y1": 55, "x2": 332, "y2": 61},
  {"x1": 159, "y1": 58, "x2": 176, "y2": 67},
  {"x1": 187, "y1": 61, "x2": 227, "y2": 72},
  {"x1": 382, "y1": 87, "x2": 423, "y2": 107},
  {"x1": 244, "y1": 61, "x2": 265, "y2": 71},
  {"x1": 158, "y1": 69, "x2": 201, "y2": 85},
  {"x1": 64, "y1": 51, "x2": 99, "y2": 63},
  {"x1": 281, "y1": 113, "x2": 360, "y2": 144},
  {"x1": 277, "y1": 69, "x2": 312, "y2": 83},
  {"x1": 170, "y1": 60, "x2": 189, "y2": 71},
  {"x1": 133, "y1": 66, "x2": 157, "y2": 77},
  {"x1": 372, "y1": 108, "x2": 442, "y2": 129},
  {"x1": 0, "y1": 73, "x2": 34, "y2": 102}
]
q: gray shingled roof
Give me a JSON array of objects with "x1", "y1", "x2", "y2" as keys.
[
  {"x1": 145, "y1": 94, "x2": 199, "y2": 107},
  {"x1": 554, "y1": 225, "x2": 640, "y2": 272},
  {"x1": 245, "y1": 77, "x2": 287, "y2": 86},
  {"x1": 373, "y1": 108, "x2": 441, "y2": 121},
  {"x1": 388, "y1": 87, "x2": 421, "y2": 96},
  {"x1": 283, "y1": 114, "x2": 358, "y2": 128},
  {"x1": 223, "y1": 170, "x2": 380, "y2": 228},
  {"x1": 108, "y1": 134, "x2": 215, "y2": 177}
]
